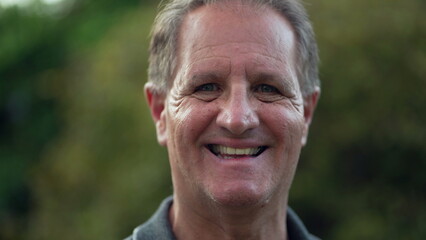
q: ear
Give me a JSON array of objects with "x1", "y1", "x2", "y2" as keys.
[
  {"x1": 145, "y1": 83, "x2": 167, "y2": 146},
  {"x1": 301, "y1": 86, "x2": 320, "y2": 146}
]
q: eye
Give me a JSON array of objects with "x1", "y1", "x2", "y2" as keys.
[
  {"x1": 253, "y1": 84, "x2": 285, "y2": 102},
  {"x1": 195, "y1": 83, "x2": 219, "y2": 92},
  {"x1": 254, "y1": 84, "x2": 280, "y2": 94},
  {"x1": 192, "y1": 83, "x2": 221, "y2": 102}
]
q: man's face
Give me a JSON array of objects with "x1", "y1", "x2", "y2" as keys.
[{"x1": 148, "y1": 3, "x2": 318, "y2": 207}]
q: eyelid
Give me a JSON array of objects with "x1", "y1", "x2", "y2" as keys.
[
  {"x1": 194, "y1": 83, "x2": 221, "y2": 92},
  {"x1": 192, "y1": 83, "x2": 222, "y2": 102},
  {"x1": 254, "y1": 84, "x2": 281, "y2": 94}
]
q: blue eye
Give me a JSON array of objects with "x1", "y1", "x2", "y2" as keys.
[
  {"x1": 255, "y1": 84, "x2": 279, "y2": 93},
  {"x1": 195, "y1": 83, "x2": 218, "y2": 92}
]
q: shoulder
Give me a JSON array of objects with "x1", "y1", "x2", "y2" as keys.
[
  {"x1": 309, "y1": 234, "x2": 321, "y2": 240},
  {"x1": 287, "y1": 207, "x2": 321, "y2": 240},
  {"x1": 124, "y1": 196, "x2": 176, "y2": 240},
  {"x1": 125, "y1": 198, "x2": 319, "y2": 240}
]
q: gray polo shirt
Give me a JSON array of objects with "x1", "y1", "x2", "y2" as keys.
[{"x1": 126, "y1": 196, "x2": 320, "y2": 240}]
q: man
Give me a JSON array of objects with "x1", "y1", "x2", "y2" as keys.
[{"x1": 127, "y1": 0, "x2": 320, "y2": 239}]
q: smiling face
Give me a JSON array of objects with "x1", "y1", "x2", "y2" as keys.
[{"x1": 147, "y1": 2, "x2": 318, "y2": 208}]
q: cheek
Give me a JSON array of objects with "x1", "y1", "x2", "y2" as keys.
[
  {"x1": 263, "y1": 107, "x2": 305, "y2": 181},
  {"x1": 167, "y1": 99, "x2": 218, "y2": 148},
  {"x1": 261, "y1": 105, "x2": 305, "y2": 146},
  {"x1": 166, "y1": 101, "x2": 219, "y2": 180}
]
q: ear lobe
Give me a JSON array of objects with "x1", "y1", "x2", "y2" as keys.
[
  {"x1": 301, "y1": 87, "x2": 320, "y2": 146},
  {"x1": 145, "y1": 83, "x2": 167, "y2": 146}
]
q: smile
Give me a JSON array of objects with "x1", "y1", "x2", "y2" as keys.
[{"x1": 207, "y1": 144, "x2": 267, "y2": 158}]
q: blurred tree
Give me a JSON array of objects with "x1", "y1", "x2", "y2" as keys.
[
  {"x1": 0, "y1": 5, "x2": 64, "y2": 239},
  {"x1": 0, "y1": 0, "x2": 159, "y2": 239},
  {"x1": 291, "y1": 0, "x2": 426, "y2": 239},
  {"x1": 26, "y1": 5, "x2": 172, "y2": 240}
]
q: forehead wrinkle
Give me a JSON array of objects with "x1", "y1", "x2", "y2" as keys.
[
  {"x1": 182, "y1": 56, "x2": 231, "y2": 77},
  {"x1": 185, "y1": 55, "x2": 230, "y2": 65},
  {"x1": 189, "y1": 42, "x2": 289, "y2": 66}
]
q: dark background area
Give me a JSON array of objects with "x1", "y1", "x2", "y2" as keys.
[{"x1": 1, "y1": 0, "x2": 425, "y2": 239}]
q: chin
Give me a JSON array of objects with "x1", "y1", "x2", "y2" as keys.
[{"x1": 207, "y1": 184, "x2": 272, "y2": 209}]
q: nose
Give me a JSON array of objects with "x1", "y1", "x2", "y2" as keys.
[{"x1": 216, "y1": 84, "x2": 260, "y2": 135}]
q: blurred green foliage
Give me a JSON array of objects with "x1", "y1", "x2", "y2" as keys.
[{"x1": 0, "y1": 0, "x2": 425, "y2": 239}]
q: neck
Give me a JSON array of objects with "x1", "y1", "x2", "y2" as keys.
[{"x1": 170, "y1": 194, "x2": 289, "y2": 240}]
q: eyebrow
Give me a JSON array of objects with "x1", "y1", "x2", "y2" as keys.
[
  {"x1": 190, "y1": 72, "x2": 222, "y2": 83},
  {"x1": 250, "y1": 72, "x2": 296, "y2": 91}
]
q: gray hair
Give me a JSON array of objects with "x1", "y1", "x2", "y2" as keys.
[{"x1": 148, "y1": 0, "x2": 320, "y2": 97}]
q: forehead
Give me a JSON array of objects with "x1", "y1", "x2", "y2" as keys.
[
  {"x1": 175, "y1": 1, "x2": 297, "y2": 80},
  {"x1": 184, "y1": 3, "x2": 294, "y2": 50}
]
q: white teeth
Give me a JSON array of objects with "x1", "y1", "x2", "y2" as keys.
[{"x1": 214, "y1": 145, "x2": 259, "y2": 155}]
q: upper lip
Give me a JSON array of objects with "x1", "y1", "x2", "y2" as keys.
[{"x1": 203, "y1": 138, "x2": 268, "y2": 149}]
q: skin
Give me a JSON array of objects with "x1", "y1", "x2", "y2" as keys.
[{"x1": 146, "y1": 2, "x2": 320, "y2": 240}]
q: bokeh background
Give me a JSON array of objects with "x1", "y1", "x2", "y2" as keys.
[{"x1": 1, "y1": 0, "x2": 425, "y2": 239}]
